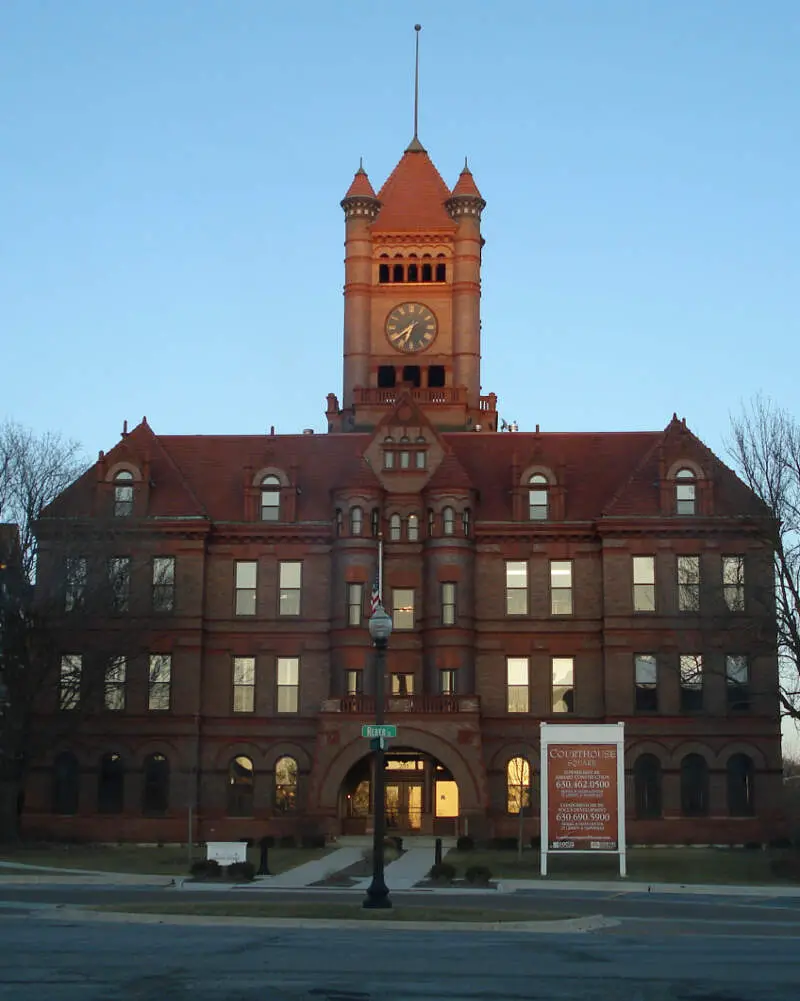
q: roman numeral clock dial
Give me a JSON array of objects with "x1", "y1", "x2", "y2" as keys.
[{"x1": 385, "y1": 302, "x2": 438, "y2": 353}]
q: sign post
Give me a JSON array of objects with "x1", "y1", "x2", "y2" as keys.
[
  {"x1": 362, "y1": 724, "x2": 397, "y2": 740},
  {"x1": 539, "y1": 722, "x2": 626, "y2": 878}
]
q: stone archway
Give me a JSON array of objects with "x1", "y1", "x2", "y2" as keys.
[{"x1": 314, "y1": 725, "x2": 483, "y2": 815}]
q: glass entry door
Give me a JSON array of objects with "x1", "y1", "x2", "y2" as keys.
[{"x1": 385, "y1": 782, "x2": 423, "y2": 831}]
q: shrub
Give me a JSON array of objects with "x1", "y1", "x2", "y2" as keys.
[
  {"x1": 362, "y1": 841, "x2": 401, "y2": 866},
  {"x1": 226, "y1": 861, "x2": 256, "y2": 882},
  {"x1": 429, "y1": 862, "x2": 456, "y2": 882},
  {"x1": 456, "y1": 835, "x2": 475, "y2": 852},
  {"x1": 744, "y1": 841, "x2": 763, "y2": 851},
  {"x1": 390, "y1": 836, "x2": 403, "y2": 852},
  {"x1": 189, "y1": 858, "x2": 221, "y2": 879},
  {"x1": 769, "y1": 837, "x2": 793, "y2": 850},
  {"x1": 465, "y1": 864, "x2": 493, "y2": 885},
  {"x1": 301, "y1": 834, "x2": 326, "y2": 849},
  {"x1": 279, "y1": 835, "x2": 296, "y2": 848}
]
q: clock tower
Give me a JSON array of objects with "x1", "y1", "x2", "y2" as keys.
[{"x1": 326, "y1": 140, "x2": 497, "y2": 434}]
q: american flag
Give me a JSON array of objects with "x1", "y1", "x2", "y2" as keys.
[{"x1": 369, "y1": 570, "x2": 381, "y2": 617}]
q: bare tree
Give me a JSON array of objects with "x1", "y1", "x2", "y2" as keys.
[{"x1": 729, "y1": 396, "x2": 800, "y2": 722}]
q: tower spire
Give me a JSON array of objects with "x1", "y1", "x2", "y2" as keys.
[{"x1": 406, "y1": 25, "x2": 425, "y2": 152}]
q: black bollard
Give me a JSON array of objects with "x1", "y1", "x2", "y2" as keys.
[
  {"x1": 434, "y1": 837, "x2": 442, "y2": 867},
  {"x1": 257, "y1": 836, "x2": 271, "y2": 876}
]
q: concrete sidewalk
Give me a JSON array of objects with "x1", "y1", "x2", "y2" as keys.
[
  {"x1": 255, "y1": 847, "x2": 364, "y2": 888},
  {"x1": 497, "y1": 877, "x2": 800, "y2": 898},
  {"x1": 352, "y1": 844, "x2": 436, "y2": 892}
]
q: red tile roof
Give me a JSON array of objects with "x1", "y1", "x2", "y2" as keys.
[
  {"x1": 372, "y1": 150, "x2": 456, "y2": 234},
  {"x1": 451, "y1": 162, "x2": 483, "y2": 199},
  {"x1": 343, "y1": 165, "x2": 377, "y2": 199}
]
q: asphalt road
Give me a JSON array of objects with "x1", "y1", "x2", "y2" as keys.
[{"x1": 0, "y1": 910, "x2": 799, "y2": 1001}]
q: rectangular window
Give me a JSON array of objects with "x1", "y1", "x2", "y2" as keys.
[
  {"x1": 279, "y1": 561, "x2": 302, "y2": 616},
  {"x1": 233, "y1": 656, "x2": 255, "y2": 712},
  {"x1": 505, "y1": 561, "x2": 528, "y2": 615},
  {"x1": 345, "y1": 669, "x2": 363, "y2": 696},
  {"x1": 441, "y1": 582, "x2": 457, "y2": 626},
  {"x1": 65, "y1": 557, "x2": 87, "y2": 612},
  {"x1": 550, "y1": 560, "x2": 573, "y2": 615},
  {"x1": 722, "y1": 555, "x2": 745, "y2": 611},
  {"x1": 152, "y1": 556, "x2": 176, "y2": 612},
  {"x1": 392, "y1": 588, "x2": 415, "y2": 630},
  {"x1": 507, "y1": 656, "x2": 529, "y2": 713},
  {"x1": 108, "y1": 557, "x2": 131, "y2": 612},
  {"x1": 552, "y1": 656, "x2": 575, "y2": 713},
  {"x1": 347, "y1": 583, "x2": 363, "y2": 626},
  {"x1": 148, "y1": 654, "x2": 172, "y2": 711},
  {"x1": 104, "y1": 656, "x2": 126, "y2": 711},
  {"x1": 679, "y1": 654, "x2": 703, "y2": 712},
  {"x1": 391, "y1": 673, "x2": 415, "y2": 696},
  {"x1": 633, "y1": 556, "x2": 656, "y2": 612},
  {"x1": 634, "y1": 654, "x2": 658, "y2": 712},
  {"x1": 439, "y1": 669, "x2": 456, "y2": 695},
  {"x1": 677, "y1": 555, "x2": 700, "y2": 612},
  {"x1": 726, "y1": 655, "x2": 750, "y2": 711},
  {"x1": 59, "y1": 654, "x2": 81, "y2": 710},
  {"x1": 277, "y1": 656, "x2": 299, "y2": 712},
  {"x1": 234, "y1": 561, "x2": 257, "y2": 616}
]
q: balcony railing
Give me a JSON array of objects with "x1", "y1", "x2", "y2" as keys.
[
  {"x1": 353, "y1": 387, "x2": 469, "y2": 407},
  {"x1": 321, "y1": 694, "x2": 480, "y2": 714}
]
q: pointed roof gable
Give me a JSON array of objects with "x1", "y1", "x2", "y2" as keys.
[
  {"x1": 372, "y1": 149, "x2": 456, "y2": 233},
  {"x1": 451, "y1": 160, "x2": 483, "y2": 199},
  {"x1": 426, "y1": 449, "x2": 474, "y2": 492},
  {"x1": 343, "y1": 162, "x2": 377, "y2": 199}
]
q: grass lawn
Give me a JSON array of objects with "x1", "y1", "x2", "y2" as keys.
[
  {"x1": 87, "y1": 901, "x2": 568, "y2": 922},
  {"x1": 0, "y1": 844, "x2": 331, "y2": 877},
  {"x1": 443, "y1": 846, "x2": 800, "y2": 885}
]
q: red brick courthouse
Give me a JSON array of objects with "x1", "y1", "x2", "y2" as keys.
[{"x1": 23, "y1": 128, "x2": 783, "y2": 846}]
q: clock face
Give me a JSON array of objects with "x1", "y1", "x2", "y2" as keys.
[{"x1": 385, "y1": 302, "x2": 438, "y2": 353}]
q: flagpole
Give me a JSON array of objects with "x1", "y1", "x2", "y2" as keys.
[{"x1": 378, "y1": 534, "x2": 384, "y2": 605}]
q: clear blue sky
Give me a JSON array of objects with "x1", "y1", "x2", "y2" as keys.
[{"x1": 2, "y1": 1, "x2": 799, "y2": 749}]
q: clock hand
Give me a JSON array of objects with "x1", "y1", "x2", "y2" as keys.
[{"x1": 396, "y1": 322, "x2": 415, "y2": 343}]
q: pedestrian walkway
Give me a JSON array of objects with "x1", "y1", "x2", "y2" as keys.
[
  {"x1": 351, "y1": 845, "x2": 436, "y2": 892},
  {"x1": 259, "y1": 847, "x2": 364, "y2": 888}
]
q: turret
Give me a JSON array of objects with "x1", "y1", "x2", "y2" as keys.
[{"x1": 341, "y1": 162, "x2": 380, "y2": 418}]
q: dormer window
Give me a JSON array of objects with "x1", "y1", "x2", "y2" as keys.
[
  {"x1": 676, "y1": 468, "x2": 697, "y2": 515},
  {"x1": 260, "y1": 475, "x2": 281, "y2": 521},
  {"x1": 389, "y1": 514, "x2": 402, "y2": 541},
  {"x1": 384, "y1": 450, "x2": 395, "y2": 469},
  {"x1": 114, "y1": 471, "x2": 134, "y2": 518},
  {"x1": 350, "y1": 506, "x2": 363, "y2": 536},
  {"x1": 442, "y1": 506, "x2": 456, "y2": 536},
  {"x1": 528, "y1": 474, "x2": 549, "y2": 520},
  {"x1": 383, "y1": 434, "x2": 427, "y2": 472},
  {"x1": 407, "y1": 514, "x2": 419, "y2": 541}
]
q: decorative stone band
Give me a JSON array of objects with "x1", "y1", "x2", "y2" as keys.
[{"x1": 341, "y1": 195, "x2": 381, "y2": 220}]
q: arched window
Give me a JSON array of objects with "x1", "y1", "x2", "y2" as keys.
[
  {"x1": 634, "y1": 754, "x2": 662, "y2": 818},
  {"x1": 442, "y1": 506, "x2": 455, "y2": 536},
  {"x1": 462, "y1": 508, "x2": 471, "y2": 537},
  {"x1": 142, "y1": 753, "x2": 169, "y2": 815},
  {"x1": 389, "y1": 513, "x2": 402, "y2": 541},
  {"x1": 407, "y1": 513, "x2": 419, "y2": 542},
  {"x1": 680, "y1": 754, "x2": 709, "y2": 817},
  {"x1": 335, "y1": 508, "x2": 343, "y2": 536},
  {"x1": 260, "y1": 475, "x2": 281, "y2": 521},
  {"x1": 407, "y1": 262, "x2": 418, "y2": 282},
  {"x1": 378, "y1": 263, "x2": 389, "y2": 283},
  {"x1": 392, "y1": 263, "x2": 404, "y2": 282},
  {"x1": 114, "y1": 470, "x2": 134, "y2": 518},
  {"x1": 676, "y1": 468, "x2": 697, "y2": 515},
  {"x1": 350, "y1": 506, "x2": 363, "y2": 536},
  {"x1": 227, "y1": 756, "x2": 254, "y2": 816},
  {"x1": 435, "y1": 256, "x2": 446, "y2": 282},
  {"x1": 371, "y1": 508, "x2": 380, "y2": 537},
  {"x1": 52, "y1": 752, "x2": 79, "y2": 815},
  {"x1": 506, "y1": 757, "x2": 531, "y2": 814},
  {"x1": 727, "y1": 753, "x2": 755, "y2": 816},
  {"x1": 427, "y1": 508, "x2": 435, "y2": 536},
  {"x1": 97, "y1": 752, "x2": 125, "y2": 814},
  {"x1": 422, "y1": 262, "x2": 432, "y2": 282},
  {"x1": 528, "y1": 474, "x2": 549, "y2": 520},
  {"x1": 275, "y1": 755, "x2": 298, "y2": 813}
]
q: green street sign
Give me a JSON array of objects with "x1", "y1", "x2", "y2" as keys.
[{"x1": 362, "y1": 724, "x2": 397, "y2": 739}]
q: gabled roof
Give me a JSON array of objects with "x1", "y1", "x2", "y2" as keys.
[{"x1": 372, "y1": 149, "x2": 456, "y2": 233}]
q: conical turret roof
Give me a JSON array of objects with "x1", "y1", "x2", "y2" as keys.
[{"x1": 372, "y1": 148, "x2": 456, "y2": 233}]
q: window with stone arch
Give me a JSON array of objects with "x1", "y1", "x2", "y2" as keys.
[
  {"x1": 633, "y1": 754, "x2": 662, "y2": 818},
  {"x1": 528, "y1": 473, "x2": 550, "y2": 520},
  {"x1": 274, "y1": 755, "x2": 298, "y2": 813},
  {"x1": 350, "y1": 505, "x2": 363, "y2": 536},
  {"x1": 97, "y1": 752, "x2": 125, "y2": 814},
  {"x1": 52, "y1": 751, "x2": 80, "y2": 815},
  {"x1": 389, "y1": 513, "x2": 402, "y2": 541},
  {"x1": 407, "y1": 513, "x2": 420, "y2": 542},
  {"x1": 506, "y1": 756, "x2": 531, "y2": 815},
  {"x1": 113, "y1": 469, "x2": 135, "y2": 518},
  {"x1": 675, "y1": 467, "x2": 697, "y2": 515},
  {"x1": 680, "y1": 753, "x2": 709, "y2": 817},
  {"x1": 260, "y1": 475, "x2": 281, "y2": 521},
  {"x1": 442, "y1": 506, "x2": 456, "y2": 536},
  {"x1": 142, "y1": 752, "x2": 169, "y2": 815},
  {"x1": 227, "y1": 755, "x2": 254, "y2": 816},
  {"x1": 727, "y1": 753, "x2": 755, "y2": 816}
]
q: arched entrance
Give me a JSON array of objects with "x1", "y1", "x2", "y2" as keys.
[{"x1": 340, "y1": 747, "x2": 460, "y2": 836}]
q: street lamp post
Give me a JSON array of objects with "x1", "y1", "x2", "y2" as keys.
[{"x1": 363, "y1": 604, "x2": 393, "y2": 910}]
